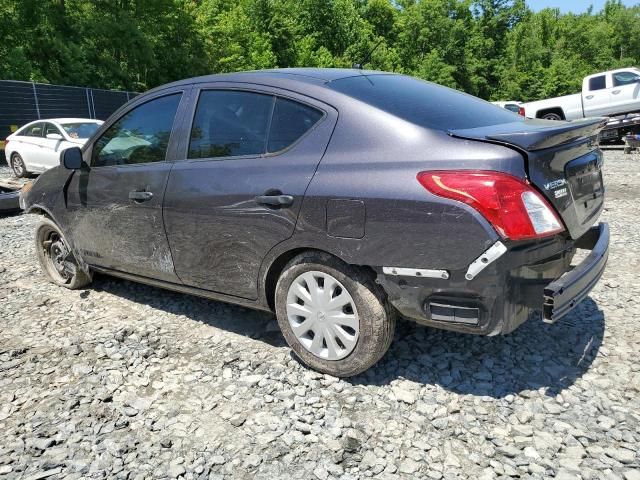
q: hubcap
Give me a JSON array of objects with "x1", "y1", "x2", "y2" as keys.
[
  {"x1": 12, "y1": 157, "x2": 23, "y2": 176},
  {"x1": 286, "y1": 271, "x2": 359, "y2": 360}
]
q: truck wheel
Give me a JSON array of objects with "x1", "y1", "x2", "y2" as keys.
[
  {"x1": 542, "y1": 112, "x2": 563, "y2": 121},
  {"x1": 275, "y1": 252, "x2": 396, "y2": 377},
  {"x1": 10, "y1": 154, "x2": 29, "y2": 178},
  {"x1": 35, "y1": 218, "x2": 92, "y2": 289}
]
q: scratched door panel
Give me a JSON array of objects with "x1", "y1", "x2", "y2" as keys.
[{"x1": 66, "y1": 163, "x2": 179, "y2": 282}]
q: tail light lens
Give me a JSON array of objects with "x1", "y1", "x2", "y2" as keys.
[
  {"x1": 417, "y1": 171, "x2": 564, "y2": 241},
  {"x1": 518, "y1": 106, "x2": 526, "y2": 117}
]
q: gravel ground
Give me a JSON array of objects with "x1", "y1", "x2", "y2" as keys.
[{"x1": 0, "y1": 149, "x2": 639, "y2": 480}]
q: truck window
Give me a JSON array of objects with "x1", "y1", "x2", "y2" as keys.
[
  {"x1": 613, "y1": 71, "x2": 640, "y2": 87},
  {"x1": 588, "y1": 76, "x2": 606, "y2": 91}
]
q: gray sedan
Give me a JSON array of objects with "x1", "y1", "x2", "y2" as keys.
[{"x1": 21, "y1": 69, "x2": 609, "y2": 376}]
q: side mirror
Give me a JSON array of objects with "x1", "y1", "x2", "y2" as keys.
[
  {"x1": 61, "y1": 147, "x2": 85, "y2": 170},
  {"x1": 46, "y1": 133, "x2": 63, "y2": 141}
]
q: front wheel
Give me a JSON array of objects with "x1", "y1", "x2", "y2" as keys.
[
  {"x1": 275, "y1": 252, "x2": 396, "y2": 377},
  {"x1": 10, "y1": 154, "x2": 29, "y2": 178},
  {"x1": 35, "y1": 218, "x2": 91, "y2": 289}
]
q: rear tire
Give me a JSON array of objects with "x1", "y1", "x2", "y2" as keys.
[
  {"x1": 35, "y1": 218, "x2": 91, "y2": 289},
  {"x1": 10, "y1": 153, "x2": 28, "y2": 178},
  {"x1": 541, "y1": 112, "x2": 563, "y2": 121},
  {"x1": 275, "y1": 251, "x2": 396, "y2": 377}
]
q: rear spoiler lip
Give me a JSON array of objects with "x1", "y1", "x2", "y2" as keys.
[{"x1": 448, "y1": 117, "x2": 609, "y2": 151}]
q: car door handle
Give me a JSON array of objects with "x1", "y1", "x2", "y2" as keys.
[
  {"x1": 612, "y1": 89, "x2": 621, "y2": 94},
  {"x1": 255, "y1": 194, "x2": 294, "y2": 207},
  {"x1": 585, "y1": 95, "x2": 594, "y2": 100},
  {"x1": 129, "y1": 190, "x2": 153, "y2": 202}
]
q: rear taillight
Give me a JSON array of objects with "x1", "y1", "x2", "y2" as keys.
[
  {"x1": 518, "y1": 106, "x2": 526, "y2": 117},
  {"x1": 417, "y1": 171, "x2": 564, "y2": 241}
]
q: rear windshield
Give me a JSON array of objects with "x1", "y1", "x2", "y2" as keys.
[
  {"x1": 61, "y1": 122, "x2": 100, "y2": 139},
  {"x1": 328, "y1": 74, "x2": 522, "y2": 131}
]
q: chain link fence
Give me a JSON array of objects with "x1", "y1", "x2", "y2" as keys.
[{"x1": 1, "y1": 80, "x2": 137, "y2": 162}]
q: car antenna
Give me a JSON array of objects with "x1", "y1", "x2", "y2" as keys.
[{"x1": 352, "y1": 38, "x2": 384, "y2": 70}]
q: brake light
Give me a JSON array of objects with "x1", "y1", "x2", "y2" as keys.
[
  {"x1": 518, "y1": 106, "x2": 526, "y2": 117},
  {"x1": 417, "y1": 171, "x2": 564, "y2": 241}
]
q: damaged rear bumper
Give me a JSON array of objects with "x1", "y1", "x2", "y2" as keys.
[
  {"x1": 542, "y1": 222, "x2": 609, "y2": 323},
  {"x1": 0, "y1": 188, "x2": 21, "y2": 214},
  {"x1": 377, "y1": 223, "x2": 609, "y2": 335}
]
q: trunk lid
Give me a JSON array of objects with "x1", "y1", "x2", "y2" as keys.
[{"x1": 449, "y1": 117, "x2": 608, "y2": 240}]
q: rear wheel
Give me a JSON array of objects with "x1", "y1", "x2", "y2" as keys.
[
  {"x1": 35, "y1": 218, "x2": 91, "y2": 289},
  {"x1": 10, "y1": 153, "x2": 28, "y2": 178},
  {"x1": 275, "y1": 252, "x2": 395, "y2": 377},
  {"x1": 541, "y1": 112, "x2": 563, "y2": 121}
]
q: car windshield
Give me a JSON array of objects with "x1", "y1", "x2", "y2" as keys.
[
  {"x1": 329, "y1": 74, "x2": 523, "y2": 131},
  {"x1": 60, "y1": 122, "x2": 100, "y2": 139}
]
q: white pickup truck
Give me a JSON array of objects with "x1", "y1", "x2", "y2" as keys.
[{"x1": 520, "y1": 68, "x2": 640, "y2": 121}]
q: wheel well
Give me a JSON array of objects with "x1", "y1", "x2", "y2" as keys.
[
  {"x1": 536, "y1": 107, "x2": 565, "y2": 120},
  {"x1": 26, "y1": 206, "x2": 50, "y2": 218},
  {"x1": 263, "y1": 248, "x2": 377, "y2": 310}
]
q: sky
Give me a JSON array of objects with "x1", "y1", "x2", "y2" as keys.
[{"x1": 526, "y1": 0, "x2": 638, "y2": 13}]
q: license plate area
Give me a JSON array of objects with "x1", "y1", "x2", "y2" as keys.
[{"x1": 565, "y1": 151, "x2": 604, "y2": 202}]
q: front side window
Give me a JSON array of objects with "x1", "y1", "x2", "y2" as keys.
[
  {"x1": 92, "y1": 93, "x2": 181, "y2": 167},
  {"x1": 267, "y1": 98, "x2": 323, "y2": 153},
  {"x1": 23, "y1": 123, "x2": 44, "y2": 137},
  {"x1": 613, "y1": 71, "x2": 640, "y2": 87},
  {"x1": 588, "y1": 75, "x2": 606, "y2": 91},
  {"x1": 61, "y1": 122, "x2": 100, "y2": 139},
  {"x1": 189, "y1": 90, "x2": 273, "y2": 159}
]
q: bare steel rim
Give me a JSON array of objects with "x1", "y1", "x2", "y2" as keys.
[
  {"x1": 11, "y1": 155, "x2": 24, "y2": 176},
  {"x1": 40, "y1": 227, "x2": 77, "y2": 285},
  {"x1": 286, "y1": 270, "x2": 360, "y2": 361}
]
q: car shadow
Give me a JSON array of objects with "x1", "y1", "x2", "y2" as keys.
[
  {"x1": 89, "y1": 274, "x2": 603, "y2": 398},
  {"x1": 90, "y1": 274, "x2": 286, "y2": 348},
  {"x1": 350, "y1": 297, "x2": 604, "y2": 398}
]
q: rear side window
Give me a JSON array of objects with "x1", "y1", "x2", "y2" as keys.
[
  {"x1": 189, "y1": 91, "x2": 273, "y2": 159},
  {"x1": 588, "y1": 75, "x2": 606, "y2": 91},
  {"x1": 328, "y1": 74, "x2": 520, "y2": 131},
  {"x1": 268, "y1": 98, "x2": 323, "y2": 153},
  {"x1": 22, "y1": 123, "x2": 44, "y2": 137},
  {"x1": 92, "y1": 93, "x2": 181, "y2": 167}
]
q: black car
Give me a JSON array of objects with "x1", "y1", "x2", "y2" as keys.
[{"x1": 21, "y1": 69, "x2": 609, "y2": 377}]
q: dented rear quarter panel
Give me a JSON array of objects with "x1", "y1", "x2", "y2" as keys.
[{"x1": 286, "y1": 100, "x2": 527, "y2": 272}]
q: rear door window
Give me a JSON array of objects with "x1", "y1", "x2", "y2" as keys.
[
  {"x1": 588, "y1": 75, "x2": 607, "y2": 91},
  {"x1": 189, "y1": 90, "x2": 273, "y2": 159},
  {"x1": 44, "y1": 123, "x2": 62, "y2": 137},
  {"x1": 92, "y1": 93, "x2": 181, "y2": 167},
  {"x1": 267, "y1": 98, "x2": 323, "y2": 153},
  {"x1": 328, "y1": 74, "x2": 520, "y2": 131}
]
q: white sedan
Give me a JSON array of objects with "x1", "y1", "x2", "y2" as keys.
[{"x1": 5, "y1": 118, "x2": 103, "y2": 177}]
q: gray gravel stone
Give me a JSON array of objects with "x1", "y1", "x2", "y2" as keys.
[{"x1": 0, "y1": 149, "x2": 639, "y2": 479}]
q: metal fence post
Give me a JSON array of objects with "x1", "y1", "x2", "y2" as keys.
[
  {"x1": 85, "y1": 88, "x2": 93, "y2": 119},
  {"x1": 89, "y1": 89, "x2": 96, "y2": 119},
  {"x1": 31, "y1": 82, "x2": 41, "y2": 119}
]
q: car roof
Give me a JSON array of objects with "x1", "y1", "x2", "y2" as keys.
[{"x1": 145, "y1": 68, "x2": 393, "y2": 95}]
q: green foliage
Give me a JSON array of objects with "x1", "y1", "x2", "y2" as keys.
[{"x1": 1, "y1": 0, "x2": 639, "y2": 102}]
